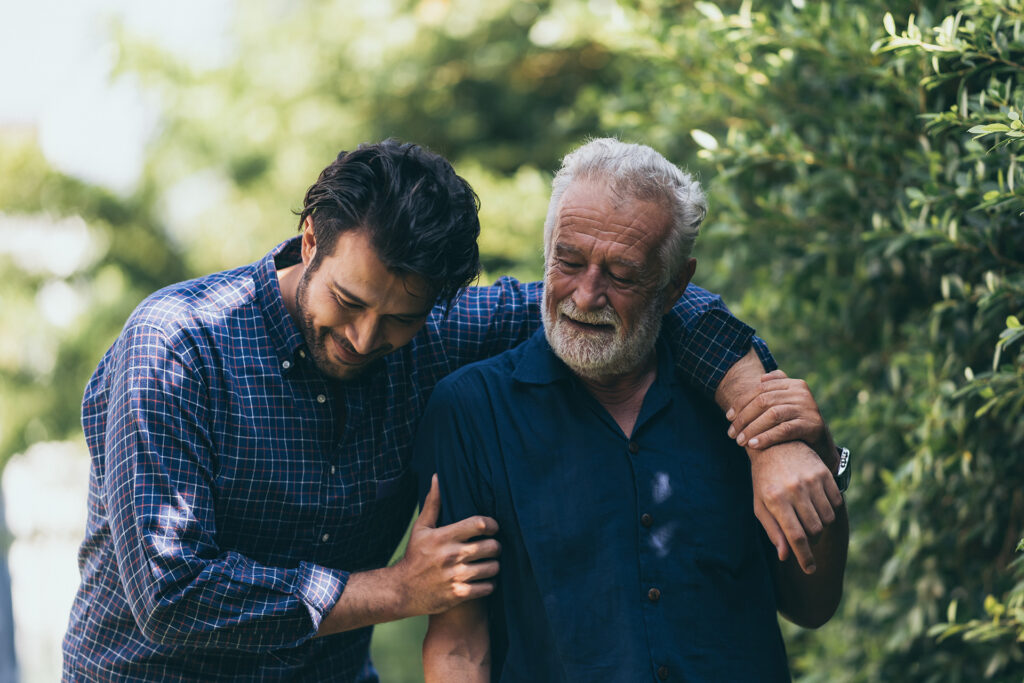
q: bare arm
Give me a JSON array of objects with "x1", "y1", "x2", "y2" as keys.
[
  {"x1": 423, "y1": 600, "x2": 491, "y2": 683},
  {"x1": 715, "y1": 351, "x2": 843, "y2": 574},
  {"x1": 315, "y1": 476, "x2": 500, "y2": 636}
]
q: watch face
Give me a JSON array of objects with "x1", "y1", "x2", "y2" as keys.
[
  {"x1": 837, "y1": 447, "x2": 850, "y2": 475},
  {"x1": 835, "y1": 447, "x2": 851, "y2": 493}
]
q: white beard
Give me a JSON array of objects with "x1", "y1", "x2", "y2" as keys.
[{"x1": 542, "y1": 285, "x2": 664, "y2": 381}]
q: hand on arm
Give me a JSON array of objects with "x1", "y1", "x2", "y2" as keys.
[
  {"x1": 316, "y1": 475, "x2": 500, "y2": 636},
  {"x1": 423, "y1": 600, "x2": 491, "y2": 683},
  {"x1": 715, "y1": 351, "x2": 843, "y2": 575},
  {"x1": 726, "y1": 369, "x2": 837, "y2": 467}
]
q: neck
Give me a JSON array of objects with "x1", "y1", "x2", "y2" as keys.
[
  {"x1": 277, "y1": 262, "x2": 302, "y2": 324},
  {"x1": 577, "y1": 351, "x2": 658, "y2": 437}
]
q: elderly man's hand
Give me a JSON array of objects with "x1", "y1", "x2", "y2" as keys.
[{"x1": 748, "y1": 441, "x2": 842, "y2": 573}]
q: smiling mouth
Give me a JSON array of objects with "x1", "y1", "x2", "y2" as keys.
[
  {"x1": 563, "y1": 316, "x2": 615, "y2": 333},
  {"x1": 329, "y1": 334, "x2": 378, "y2": 365}
]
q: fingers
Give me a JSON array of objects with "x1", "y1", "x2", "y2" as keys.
[
  {"x1": 762, "y1": 369, "x2": 788, "y2": 380},
  {"x1": 447, "y1": 514, "x2": 500, "y2": 541},
  {"x1": 452, "y1": 577, "x2": 496, "y2": 603},
  {"x1": 754, "y1": 500, "x2": 790, "y2": 562},
  {"x1": 744, "y1": 418, "x2": 823, "y2": 450},
  {"x1": 461, "y1": 559, "x2": 500, "y2": 583},
  {"x1": 727, "y1": 385, "x2": 823, "y2": 449},
  {"x1": 775, "y1": 504, "x2": 816, "y2": 574},
  {"x1": 459, "y1": 537, "x2": 501, "y2": 563},
  {"x1": 823, "y1": 475, "x2": 844, "y2": 509},
  {"x1": 415, "y1": 474, "x2": 441, "y2": 529}
]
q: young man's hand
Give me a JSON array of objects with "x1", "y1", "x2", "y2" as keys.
[
  {"x1": 391, "y1": 475, "x2": 501, "y2": 615},
  {"x1": 726, "y1": 370, "x2": 837, "y2": 467}
]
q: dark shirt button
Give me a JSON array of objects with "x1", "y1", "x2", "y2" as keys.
[
  {"x1": 648, "y1": 587, "x2": 661, "y2": 602},
  {"x1": 628, "y1": 441, "x2": 639, "y2": 454},
  {"x1": 641, "y1": 513, "x2": 653, "y2": 528},
  {"x1": 657, "y1": 665, "x2": 669, "y2": 680}
]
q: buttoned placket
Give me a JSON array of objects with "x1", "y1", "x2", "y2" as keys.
[{"x1": 287, "y1": 348, "x2": 349, "y2": 559}]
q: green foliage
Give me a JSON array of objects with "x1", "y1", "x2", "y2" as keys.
[
  {"x1": 5, "y1": 0, "x2": 1023, "y2": 680},
  {"x1": 0, "y1": 133, "x2": 189, "y2": 469}
]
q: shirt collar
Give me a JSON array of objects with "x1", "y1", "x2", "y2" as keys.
[
  {"x1": 254, "y1": 237, "x2": 308, "y2": 365},
  {"x1": 511, "y1": 328, "x2": 573, "y2": 385}
]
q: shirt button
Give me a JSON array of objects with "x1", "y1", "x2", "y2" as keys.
[
  {"x1": 657, "y1": 665, "x2": 669, "y2": 680},
  {"x1": 329, "y1": 466, "x2": 337, "y2": 475},
  {"x1": 316, "y1": 394, "x2": 327, "y2": 403},
  {"x1": 321, "y1": 533, "x2": 330, "y2": 542},
  {"x1": 648, "y1": 587, "x2": 661, "y2": 602},
  {"x1": 641, "y1": 513, "x2": 653, "y2": 528},
  {"x1": 298, "y1": 349, "x2": 306, "y2": 358},
  {"x1": 281, "y1": 360, "x2": 291, "y2": 370},
  {"x1": 628, "y1": 441, "x2": 639, "y2": 455}
]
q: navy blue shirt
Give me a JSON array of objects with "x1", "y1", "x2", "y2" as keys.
[{"x1": 414, "y1": 329, "x2": 790, "y2": 682}]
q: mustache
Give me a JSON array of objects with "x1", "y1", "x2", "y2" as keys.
[
  {"x1": 557, "y1": 298, "x2": 620, "y2": 327},
  {"x1": 325, "y1": 330, "x2": 392, "y2": 358}
]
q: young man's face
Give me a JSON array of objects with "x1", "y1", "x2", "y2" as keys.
[
  {"x1": 542, "y1": 179, "x2": 693, "y2": 380},
  {"x1": 295, "y1": 225, "x2": 434, "y2": 381}
]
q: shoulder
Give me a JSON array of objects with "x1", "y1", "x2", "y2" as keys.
[
  {"x1": 123, "y1": 263, "x2": 259, "y2": 347},
  {"x1": 429, "y1": 341, "x2": 527, "y2": 405}
]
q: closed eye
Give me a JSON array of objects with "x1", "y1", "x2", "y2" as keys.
[{"x1": 334, "y1": 294, "x2": 362, "y2": 310}]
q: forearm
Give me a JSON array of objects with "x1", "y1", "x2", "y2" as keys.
[
  {"x1": 774, "y1": 503, "x2": 850, "y2": 628},
  {"x1": 315, "y1": 565, "x2": 409, "y2": 637},
  {"x1": 119, "y1": 550, "x2": 346, "y2": 650},
  {"x1": 423, "y1": 602, "x2": 491, "y2": 683}
]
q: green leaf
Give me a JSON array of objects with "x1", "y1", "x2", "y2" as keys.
[
  {"x1": 883, "y1": 12, "x2": 896, "y2": 36},
  {"x1": 968, "y1": 123, "x2": 1011, "y2": 133}
]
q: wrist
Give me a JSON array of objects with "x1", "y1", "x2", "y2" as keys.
[
  {"x1": 811, "y1": 429, "x2": 838, "y2": 473},
  {"x1": 380, "y1": 563, "x2": 415, "y2": 621}
]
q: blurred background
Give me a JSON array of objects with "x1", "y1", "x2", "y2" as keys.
[{"x1": 0, "y1": 0, "x2": 1021, "y2": 681}]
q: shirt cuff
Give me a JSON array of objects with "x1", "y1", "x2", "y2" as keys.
[
  {"x1": 294, "y1": 562, "x2": 349, "y2": 636},
  {"x1": 678, "y1": 308, "x2": 775, "y2": 396},
  {"x1": 751, "y1": 335, "x2": 777, "y2": 373}
]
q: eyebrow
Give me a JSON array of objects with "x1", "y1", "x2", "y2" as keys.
[
  {"x1": 332, "y1": 284, "x2": 432, "y2": 318},
  {"x1": 553, "y1": 242, "x2": 644, "y2": 272}
]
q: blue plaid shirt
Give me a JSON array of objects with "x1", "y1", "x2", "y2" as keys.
[{"x1": 62, "y1": 237, "x2": 773, "y2": 681}]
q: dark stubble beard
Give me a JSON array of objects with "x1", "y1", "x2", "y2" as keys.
[{"x1": 293, "y1": 268, "x2": 375, "y2": 382}]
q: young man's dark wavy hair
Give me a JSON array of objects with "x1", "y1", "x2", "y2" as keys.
[{"x1": 298, "y1": 139, "x2": 481, "y2": 313}]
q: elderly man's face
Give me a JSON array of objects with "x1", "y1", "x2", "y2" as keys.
[{"x1": 542, "y1": 180, "x2": 684, "y2": 380}]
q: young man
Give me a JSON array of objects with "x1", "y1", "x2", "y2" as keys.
[
  {"x1": 63, "y1": 140, "x2": 840, "y2": 681},
  {"x1": 415, "y1": 139, "x2": 849, "y2": 682}
]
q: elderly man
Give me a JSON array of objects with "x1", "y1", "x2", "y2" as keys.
[{"x1": 414, "y1": 138, "x2": 850, "y2": 682}]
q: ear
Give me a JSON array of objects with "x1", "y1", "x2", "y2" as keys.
[
  {"x1": 301, "y1": 215, "x2": 316, "y2": 267},
  {"x1": 661, "y1": 258, "x2": 697, "y2": 315}
]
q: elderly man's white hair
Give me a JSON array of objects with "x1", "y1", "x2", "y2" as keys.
[{"x1": 543, "y1": 138, "x2": 707, "y2": 286}]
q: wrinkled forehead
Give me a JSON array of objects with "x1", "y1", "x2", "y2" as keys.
[{"x1": 553, "y1": 180, "x2": 671, "y2": 257}]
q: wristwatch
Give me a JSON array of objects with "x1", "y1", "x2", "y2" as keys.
[{"x1": 834, "y1": 446, "x2": 851, "y2": 493}]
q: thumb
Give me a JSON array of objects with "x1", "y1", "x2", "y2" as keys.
[{"x1": 416, "y1": 474, "x2": 441, "y2": 529}]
